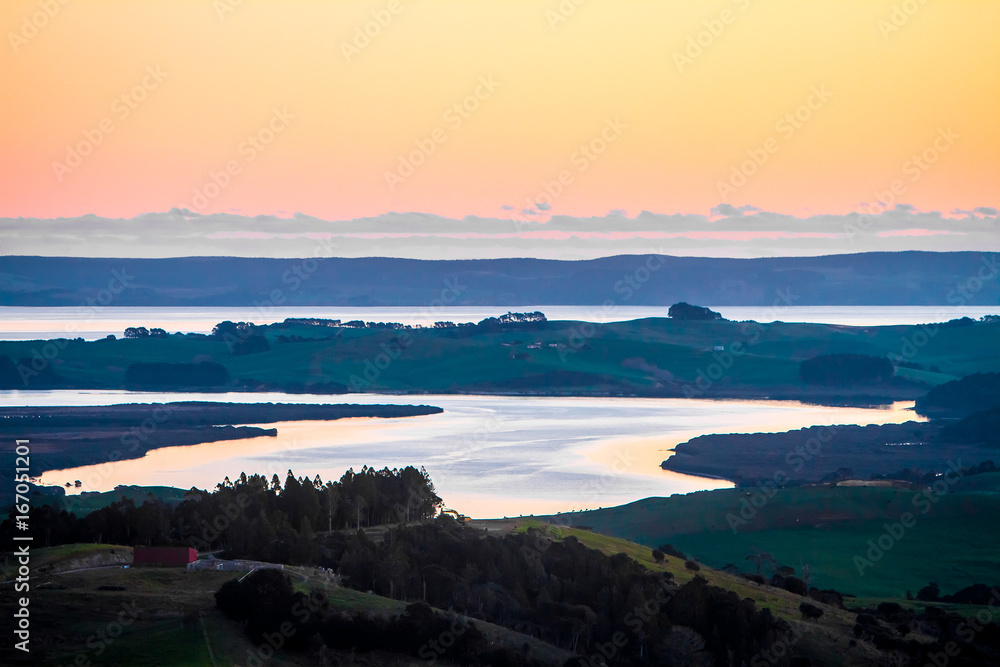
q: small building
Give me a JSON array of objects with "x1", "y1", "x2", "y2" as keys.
[{"x1": 133, "y1": 546, "x2": 197, "y2": 567}]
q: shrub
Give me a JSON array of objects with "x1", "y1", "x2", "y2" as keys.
[
  {"x1": 658, "y1": 543, "x2": 688, "y2": 559},
  {"x1": 783, "y1": 576, "x2": 808, "y2": 596},
  {"x1": 916, "y1": 582, "x2": 940, "y2": 602},
  {"x1": 668, "y1": 302, "x2": 722, "y2": 320},
  {"x1": 799, "y1": 602, "x2": 823, "y2": 622}
]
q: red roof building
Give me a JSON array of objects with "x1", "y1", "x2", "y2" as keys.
[{"x1": 133, "y1": 546, "x2": 197, "y2": 567}]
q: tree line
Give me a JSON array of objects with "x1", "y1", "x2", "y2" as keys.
[{"x1": 2, "y1": 465, "x2": 441, "y2": 563}]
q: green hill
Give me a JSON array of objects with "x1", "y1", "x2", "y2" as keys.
[
  {"x1": 4, "y1": 317, "x2": 999, "y2": 400},
  {"x1": 544, "y1": 474, "x2": 1000, "y2": 598}
]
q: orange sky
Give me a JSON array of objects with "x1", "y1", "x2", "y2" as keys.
[{"x1": 1, "y1": 0, "x2": 998, "y2": 222}]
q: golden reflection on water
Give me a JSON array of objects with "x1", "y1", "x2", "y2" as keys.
[
  {"x1": 579, "y1": 400, "x2": 923, "y2": 479},
  {"x1": 38, "y1": 398, "x2": 925, "y2": 519},
  {"x1": 41, "y1": 417, "x2": 415, "y2": 491}
]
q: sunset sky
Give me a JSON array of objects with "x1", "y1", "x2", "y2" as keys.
[{"x1": 1, "y1": 0, "x2": 998, "y2": 257}]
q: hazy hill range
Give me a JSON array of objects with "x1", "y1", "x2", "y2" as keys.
[{"x1": 1, "y1": 251, "x2": 997, "y2": 306}]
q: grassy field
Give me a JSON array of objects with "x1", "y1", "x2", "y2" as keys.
[
  {"x1": 545, "y1": 475, "x2": 1000, "y2": 598},
  {"x1": 502, "y1": 520, "x2": 905, "y2": 666},
  {"x1": 1, "y1": 543, "x2": 133, "y2": 582},
  {"x1": 5, "y1": 317, "x2": 999, "y2": 397}
]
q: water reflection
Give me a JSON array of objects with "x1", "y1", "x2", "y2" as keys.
[{"x1": 16, "y1": 391, "x2": 925, "y2": 518}]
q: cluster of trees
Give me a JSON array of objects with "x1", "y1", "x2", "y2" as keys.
[
  {"x1": 326, "y1": 523, "x2": 789, "y2": 663},
  {"x1": 216, "y1": 571, "x2": 519, "y2": 665},
  {"x1": 933, "y1": 315, "x2": 999, "y2": 327},
  {"x1": 852, "y1": 599, "x2": 1000, "y2": 664},
  {"x1": 210, "y1": 320, "x2": 270, "y2": 354},
  {"x1": 433, "y1": 321, "x2": 474, "y2": 328},
  {"x1": 282, "y1": 317, "x2": 342, "y2": 327},
  {"x1": 124, "y1": 361, "x2": 230, "y2": 388},
  {"x1": 277, "y1": 313, "x2": 546, "y2": 331},
  {"x1": 474, "y1": 312, "x2": 548, "y2": 332},
  {"x1": 667, "y1": 302, "x2": 722, "y2": 320},
  {"x1": 915, "y1": 372, "x2": 1000, "y2": 417},
  {"x1": 939, "y1": 316, "x2": 977, "y2": 328},
  {"x1": 799, "y1": 353, "x2": 894, "y2": 386},
  {"x1": 211, "y1": 320, "x2": 257, "y2": 338},
  {"x1": 1, "y1": 466, "x2": 440, "y2": 563},
  {"x1": 212, "y1": 520, "x2": 791, "y2": 665},
  {"x1": 123, "y1": 326, "x2": 168, "y2": 338},
  {"x1": 341, "y1": 320, "x2": 410, "y2": 329},
  {"x1": 495, "y1": 311, "x2": 547, "y2": 323}
]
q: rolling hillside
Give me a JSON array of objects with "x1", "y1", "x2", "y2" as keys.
[{"x1": 2, "y1": 251, "x2": 998, "y2": 306}]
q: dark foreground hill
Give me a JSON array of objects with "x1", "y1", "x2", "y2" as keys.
[{"x1": 2, "y1": 251, "x2": 998, "y2": 306}]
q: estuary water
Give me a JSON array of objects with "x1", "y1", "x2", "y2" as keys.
[{"x1": 1, "y1": 390, "x2": 926, "y2": 519}]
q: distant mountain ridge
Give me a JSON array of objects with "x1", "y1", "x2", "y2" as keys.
[{"x1": 0, "y1": 251, "x2": 997, "y2": 307}]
